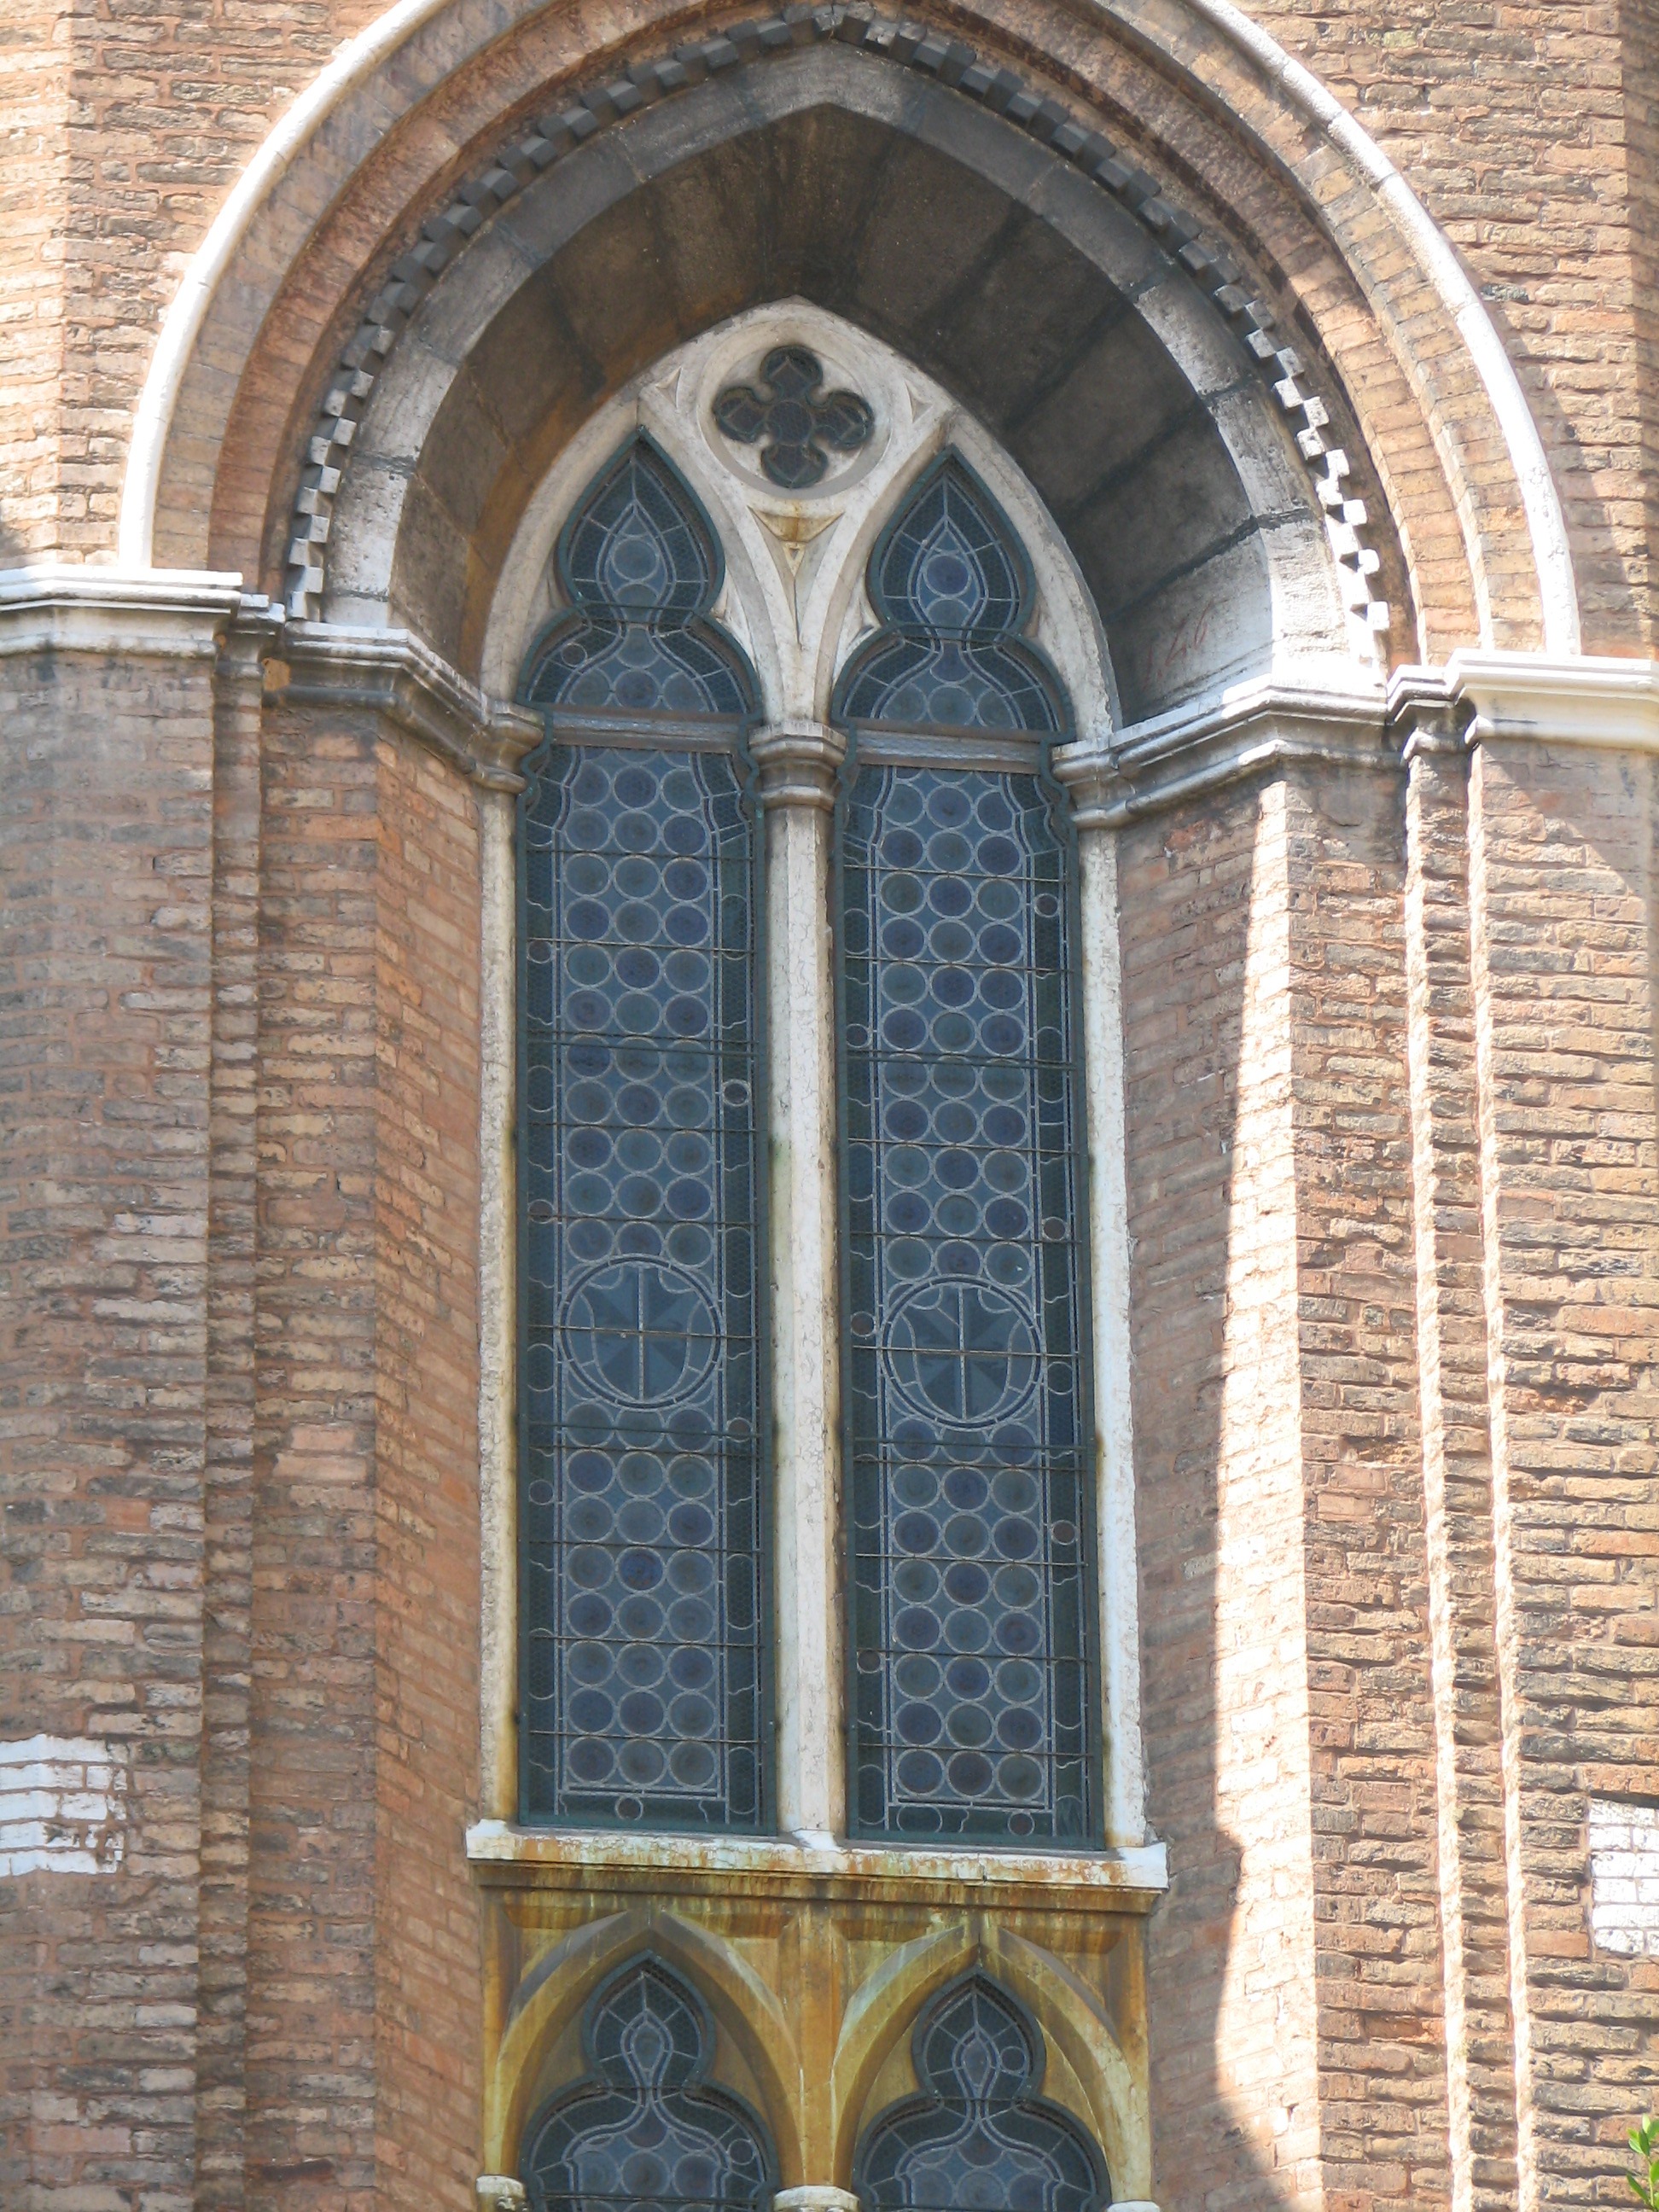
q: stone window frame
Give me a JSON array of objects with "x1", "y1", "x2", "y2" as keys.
[{"x1": 476, "y1": 303, "x2": 1147, "y2": 1856}]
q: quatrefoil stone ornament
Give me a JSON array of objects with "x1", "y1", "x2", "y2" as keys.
[{"x1": 713, "y1": 345, "x2": 875, "y2": 489}]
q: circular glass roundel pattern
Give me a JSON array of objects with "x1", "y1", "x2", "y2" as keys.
[
  {"x1": 842, "y1": 764, "x2": 1096, "y2": 1843},
  {"x1": 523, "y1": 1958, "x2": 777, "y2": 2212},
  {"x1": 854, "y1": 1976, "x2": 1108, "y2": 2212},
  {"x1": 520, "y1": 741, "x2": 765, "y2": 1830}
]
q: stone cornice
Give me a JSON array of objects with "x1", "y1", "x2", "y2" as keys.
[
  {"x1": 267, "y1": 621, "x2": 543, "y2": 791},
  {"x1": 1054, "y1": 676, "x2": 1390, "y2": 826},
  {"x1": 465, "y1": 1820, "x2": 1168, "y2": 1912},
  {"x1": 1443, "y1": 649, "x2": 1659, "y2": 752},
  {"x1": 0, "y1": 564, "x2": 256, "y2": 659}
]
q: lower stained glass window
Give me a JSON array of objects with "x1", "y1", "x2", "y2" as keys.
[
  {"x1": 841, "y1": 764, "x2": 1097, "y2": 1842},
  {"x1": 853, "y1": 1976, "x2": 1109, "y2": 2212},
  {"x1": 520, "y1": 742, "x2": 766, "y2": 1828},
  {"x1": 521, "y1": 1958, "x2": 778, "y2": 2212}
]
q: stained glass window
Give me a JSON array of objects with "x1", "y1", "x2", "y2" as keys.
[
  {"x1": 519, "y1": 440, "x2": 767, "y2": 1831},
  {"x1": 839, "y1": 461, "x2": 1097, "y2": 1845},
  {"x1": 853, "y1": 1976, "x2": 1108, "y2": 2212},
  {"x1": 833, "y1": 457, "x2": 1064, "y2": 736},
  {"x1": 521, "y1": 438, "x2": 756, "y2": 721},
  {"x1": 522, "y1": 1958, "x2": 777, "y2": 2212}
]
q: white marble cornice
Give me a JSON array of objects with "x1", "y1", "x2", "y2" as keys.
[
  {"x1": 1443, "y1": 649, "x2": 1659, "y2": 751},
  {"x1": 0, "y1": 564, "x2": 259, "y2": 659},
  {"x1": 466, "y1": 1821, "x2": 1169, "y2": 1905},
  {"x1": 1054, "y1": 675, "x2": 1390, "y2": 826},
  {"x1": 268, "y1": 620, "x2": 543, "y2": 791}
]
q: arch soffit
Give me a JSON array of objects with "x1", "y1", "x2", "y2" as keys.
[
  {"x1": 328, "y1": 55, "x2": 1359, "y2": 722},
  {"x1": 129, "y1": 0, "x2": 1573, "y2": 661}
]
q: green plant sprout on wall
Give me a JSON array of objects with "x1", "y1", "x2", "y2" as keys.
[{"x1": 1629, "y1": 2117, "x2": 1659, "y2": 2208}]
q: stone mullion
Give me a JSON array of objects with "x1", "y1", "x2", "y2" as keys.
[
  {"x1": 1052, "y1": 760, "x2": 1145, "y2": 1848},
  {"x1": 1400, "y1": 734, "x2": 1521, "y2": 2212},
  {"x1": 753, "y1": 719, "x2": 847, "y2": 1842}
]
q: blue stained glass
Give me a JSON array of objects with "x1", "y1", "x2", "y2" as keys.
[
  {"x1": 522, "y1": 1958, "x2": 778, "y2": 2212},
  {"x1": 520, "y1": 742, "x2": 766, "y2": 1829},
  {"x1": 841, "y1": 764, "x2": 1097, "y2": 1842},
  {"x1": 835, "y1": 457, "x2": 1064, "y2": 736},
  {"x1": 853, "y1": 1976, "x2": 1109, "y2": 2212},
  {"x1": 521, "y1": 438, "x2": 756, "y2": 720}
]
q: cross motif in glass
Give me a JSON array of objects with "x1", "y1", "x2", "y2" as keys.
[{"x1": 713, "y1": 346, "x2": 874, "y2": 490}]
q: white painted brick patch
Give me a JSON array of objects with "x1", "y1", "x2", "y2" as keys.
[
  {"x1": 0, "y1": 1735, "x2": 127, "y2": 1876},
  {"x1": 1587, "y1": 1798, "x2": 1659, "y2": 1958}
]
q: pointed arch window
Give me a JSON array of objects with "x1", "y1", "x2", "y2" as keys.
[
  {"x1": 516, "y1": 436, "x2": 769, "y2": 1831},
  {"x1": 523, "y1": 437, "x2": 756, "y2": 722},
  {"x1": 853, "y1": 1975, "x2": 1108, "y2": 2212},
  {"x1": 835, "y1": 458, "x2": 1099, "y2": 1843},
  {"x1": 521, "y1": 1958, "x2": 779, "y2": 2212},
  {"x1": 833, "y1": 455, "x2": 1064, "y2": 736}
]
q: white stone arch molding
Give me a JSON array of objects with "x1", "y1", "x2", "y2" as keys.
[
  {"x1": 480, "y1": 303, "x2": 1121, "y2": 736},
  {"x1": 116, "y1": 0, "x2": 1578, "y2": 656},
  {"x1": 317, "y1": 35, "x2": 1367, "y2": 722}
]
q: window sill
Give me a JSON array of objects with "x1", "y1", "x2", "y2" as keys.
[{"x1": 466, "y1": 1819, "x2": 1167, "y2": 1908}]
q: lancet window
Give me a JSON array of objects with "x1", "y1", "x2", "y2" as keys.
[
  {"x1": 521, "y1": 1959, "x2": 778, "y2": 2212},
  {"x1": 517, "y1": 438, "x2": 768, "y2": 1829},
  {"x1": 515, "y1": 419, "x2": 1101, "y2": 1845},
  {"x1": 853, "y1": 1976, "x2": 1108, "y2": 2212},
  {"x1": 837, "y1": 462, "x2": 1095, "y2": 1843}
]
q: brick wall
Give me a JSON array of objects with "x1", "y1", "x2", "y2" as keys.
[
  {"x1": 372, "y1": 733, "x2": 484, "y2": 2212},
  {"x1": 1125, "y1": 760, "x2": 1458, "y2": 2212},
  {"x1": 0, "y1": 0, "x2": 67, "y2": 561},
  {"x1": 0, "y1": 639, "x2": 217, "y2": 2210},
  {"x1": 1123, "y1": 777, "x2": 1326, "y2": 2212},
  {"x1": 1467, "y1": 741, "x2": 1659, "y2": 2208},
  {"x1": 247, "y1": 701, "x2": 483, "y2": 2212}
]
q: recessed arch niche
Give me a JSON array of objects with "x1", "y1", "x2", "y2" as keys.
[{"x1": 323, "y1": 43, "x2": 1362, "y2": 725}]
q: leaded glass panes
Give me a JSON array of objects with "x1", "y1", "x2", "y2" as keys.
[
  {"x1": 834, "y1": 457, "x2": 1064, "y2": 736},
  {"x1": 841, "y1": 760, "x2": 1096, "y2": 1842},
  {"x1": 853, "y1": 1976, "x2": 1108, "y2": 2212},
  {"x1": 519, "y1": 741, "x2": 767, "y2": 1828},
  {"x1": 522, "y1": 1958, "x2": 778, "y2": 2212},
  {"x1": 521, "y1": 438, "x2": 756, "y2": 720}
]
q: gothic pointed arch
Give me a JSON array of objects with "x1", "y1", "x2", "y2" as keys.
[
  {"x1": 853, "y1": 1974, "x2": 1109, "y2": 2212},
  {"x1": 521, "y1": 1956, "x2": 780, "y2": 2212},
  {"x1": 833, "y1": 456, "x2": 1066, "y2": 736},
  {"x1": 521, "y1": 435, "x2": 758, "y2": 724}
]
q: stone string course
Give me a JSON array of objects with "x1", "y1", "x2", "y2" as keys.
[{"x1": 281, "y1": 3, "x2": 1390, "y2": 651}]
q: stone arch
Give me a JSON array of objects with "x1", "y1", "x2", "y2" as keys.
[
  {"x1": 481, "y1": 301, "x2": 1120, "y2": 731},
  {"x1": 317, "y1": 40, "x2": 1359, "y2": 722},
  {"x1": 829, "y1": 1924, "x2": 1141, "y2": 2201},
  {"x1": 127, "y1": 0, "x2": 1575, "y2": 661},
  {"x1": 487, "y1": 1910, "x2": 806, "y2": 2185}
]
